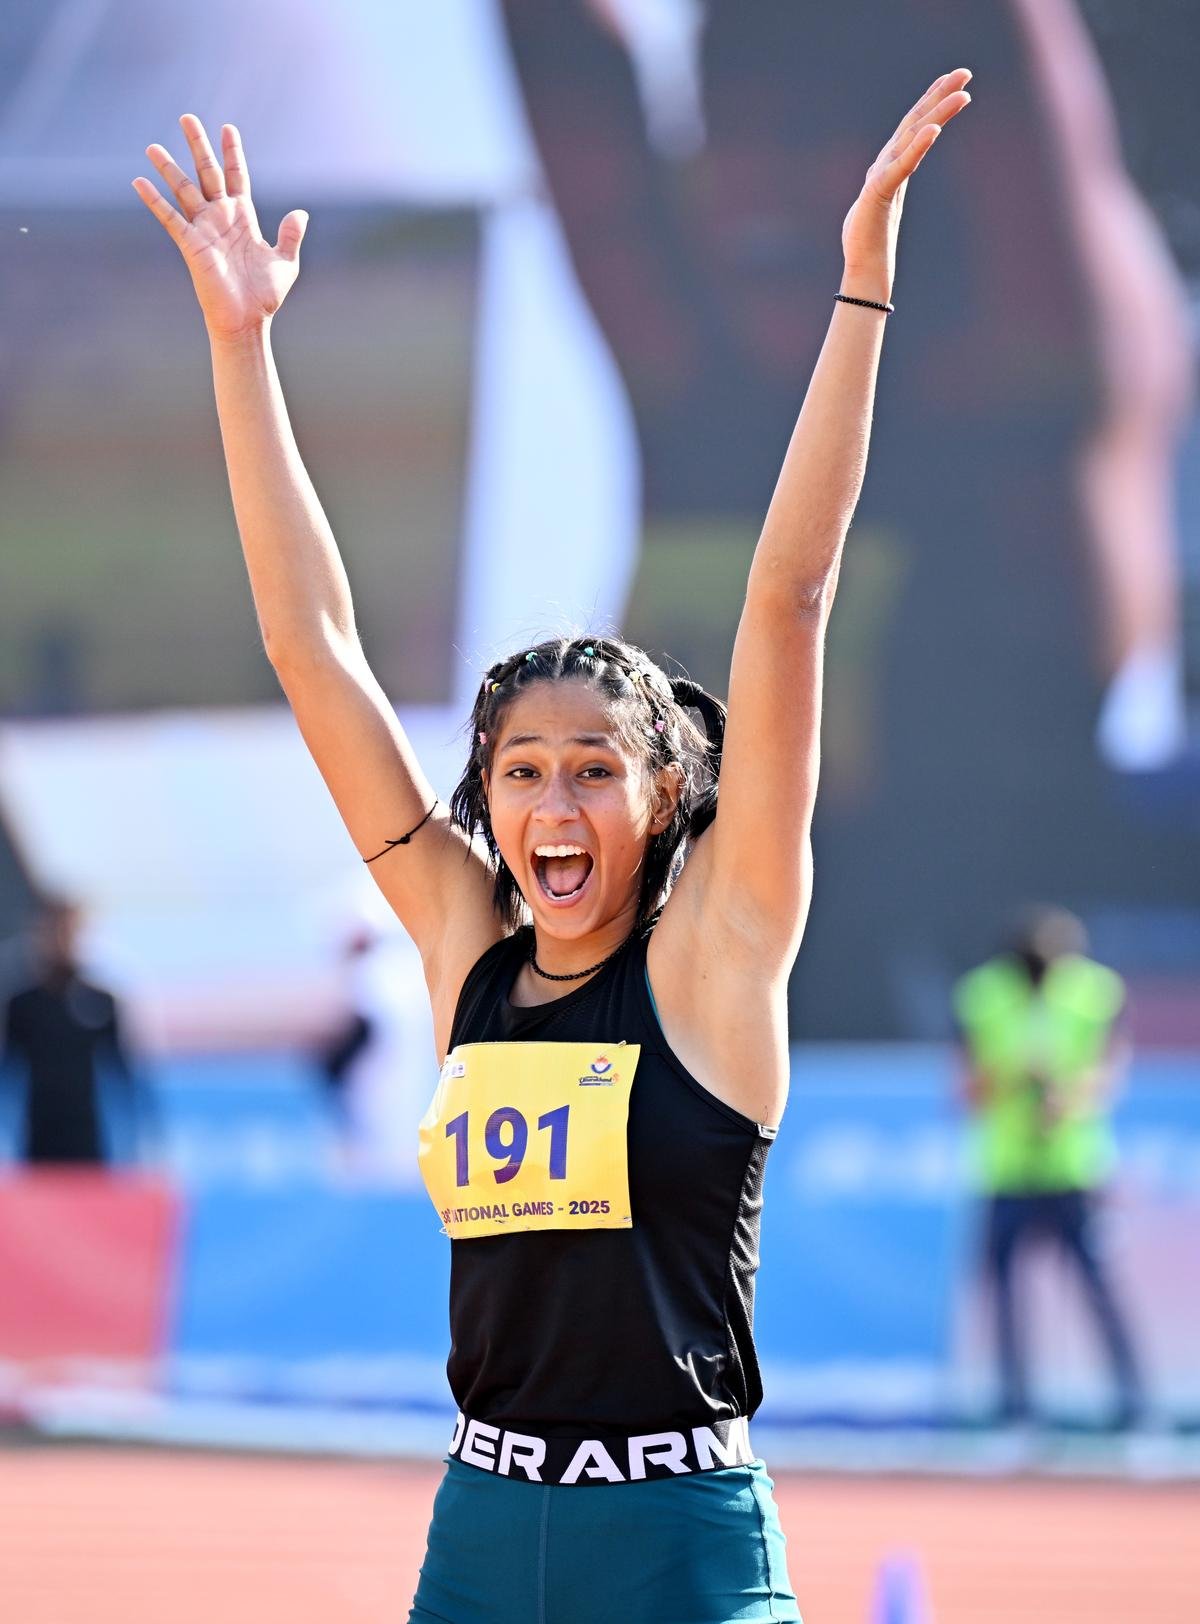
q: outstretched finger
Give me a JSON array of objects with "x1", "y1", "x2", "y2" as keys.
[
  {"x1": 882, "y1": 122, "x2": 945, "y2": 191},
  {"x1": 179, "y1": 114, "x2": 227, "y2": 202},
  {"x1": 887, "y1": 88, "x2": 971, "y2": 162},
  {"x1": 222, "y1": 123, "x2": 251, "y2": 197},
  {"x1": 888, "y1": 68, "x2": 972, "y2": 151},
  {"x1": 144, "y1": 146, "x2": 206, "y2": 221},
  {"x1": 131, "y1": 175, "x2": 192, "y2": 247},
  {"x1": 275, "y1": 209, "x2": 309, "y2": 262}
]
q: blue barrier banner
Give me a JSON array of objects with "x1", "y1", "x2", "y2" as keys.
[{"x1": 150, "y1": 1047, "x2": 1200, "y2": 1418}]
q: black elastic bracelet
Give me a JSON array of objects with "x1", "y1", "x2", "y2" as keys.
[
  {"x1": 363, "y1": 798, "x2": 439, "y2": 863},
  {"x1": 835, "y1": 293, "x2": 895, "y2": 314}
]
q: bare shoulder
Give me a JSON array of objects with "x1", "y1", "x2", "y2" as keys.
[{"x1": 646, "y1": 832, "x2": 792, "y2": 1127}]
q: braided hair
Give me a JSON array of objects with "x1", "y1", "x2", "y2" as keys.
[{"x1": 449, "y1": 635, "x2": 726, "y2": 930}]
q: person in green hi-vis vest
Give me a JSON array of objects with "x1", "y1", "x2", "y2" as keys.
[{"x1": 954, "y1": 906, "x2": 1143, "y2": 1427}]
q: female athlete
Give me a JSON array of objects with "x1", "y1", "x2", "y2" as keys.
[{"x1": 134, "y1": 66, "x2": 971, "y2": 1624}]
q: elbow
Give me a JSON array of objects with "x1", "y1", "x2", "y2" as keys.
[
  {"x1": 261, "y1": 629, "x2": 287, "y2": 672},
  {"x1": 758, "y1": 576, "x2": 836, "y2": 628},
  {"x1": 266, "y1": 622, "x2": 359, "y2": 677},
  {"x1": 260, "y1": 617, "x2": 299, "y2": 671},
  {"x1": 748, "y1": 554, "x2": 839, "y2": 621},
  {"x1": 793, "y1": 576, "x2": 835, "y2": 619}
]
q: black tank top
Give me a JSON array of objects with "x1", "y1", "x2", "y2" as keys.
[{"x1": 444, "y1": 922, "x2": 775, "y2": 1435}]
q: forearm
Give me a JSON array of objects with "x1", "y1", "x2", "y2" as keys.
[
  {"x1": 209, "y1": 322, "x2": 358, "y2": 661},
  {"x1": 748, "y1": 265, "x2": 891, "y2": 608}
]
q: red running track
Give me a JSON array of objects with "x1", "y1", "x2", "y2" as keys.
[{"x1": 0, "y1": 1447, "x2": 1195, "y2": 1622}]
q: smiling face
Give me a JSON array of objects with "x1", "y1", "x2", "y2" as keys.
[{"x1": 484, "y1": 680, "x2": 676, "y2": 942}]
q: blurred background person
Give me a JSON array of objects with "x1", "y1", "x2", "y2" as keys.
[
  {"x1": 314, "y1": 925, "x2": 377, "y2": 1164},
  {"x1": 954, "y1": 905, "x2": 1144, "y2": 1429},
  {"x1": 1, "y1": 895, "x2": 146, "y2": 1165},
  {"x1": 314, "y1": 921, "x2": 431, "y2": 1185}
]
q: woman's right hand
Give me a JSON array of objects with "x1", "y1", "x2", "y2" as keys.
[{"x1": 133, "y1": 116, "x2": 308, "y2": 341}]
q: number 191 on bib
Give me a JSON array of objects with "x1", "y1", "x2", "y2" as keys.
[{"x1": 444, "y1": 1103, "x2": 569, "y2": 1186}]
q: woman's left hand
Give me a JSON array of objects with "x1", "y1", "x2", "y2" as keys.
[{"x1": 841, "y1": 68, "x2": 973, "y2": 296}]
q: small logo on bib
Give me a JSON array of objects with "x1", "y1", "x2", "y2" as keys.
[{"x1": 578, "y1": 1054, "x2": 617, "y2": 1086}]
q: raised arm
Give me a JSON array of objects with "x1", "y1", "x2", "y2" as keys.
[
  {"x1": 133, "y1": 119, "x2": 502, "y2": 1038},
  {"x1": 682, "y1": 71, "x2": 972, "y2": 974}
]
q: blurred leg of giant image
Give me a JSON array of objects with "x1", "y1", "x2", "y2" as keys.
[{"x1": 1010, "y1": 0, "x2": 1194, "y2": 773}]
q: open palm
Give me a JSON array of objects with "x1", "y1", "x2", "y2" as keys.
[
  {"x1": 842, "y1": 69, "x2": 972, "y2": 279},
  {"x1": 132, "y1": 116, "x2": 308, "y2": 339}
]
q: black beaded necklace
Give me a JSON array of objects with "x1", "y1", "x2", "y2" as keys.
[{"x1": 529, "y1": 928, "x2": 636, "y2": 981}]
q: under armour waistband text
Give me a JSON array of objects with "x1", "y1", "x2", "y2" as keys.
[{"x1": 448, "y1": 1411, "x2": 754, "y2": 1484}]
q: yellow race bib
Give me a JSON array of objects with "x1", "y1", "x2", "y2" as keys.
[{"x1": 418, "y1": 1042, "x2": 639, "y2": 1239}]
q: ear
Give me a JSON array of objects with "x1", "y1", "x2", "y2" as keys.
[{"x1": 650, "y1": 763, "x2": 685, "y2": 834}]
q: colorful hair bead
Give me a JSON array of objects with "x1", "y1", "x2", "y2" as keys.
[
  {"x1": 654, "y1": 717, "x2": 665, "y2": 732},
  {"x1": 525, "y1": 650, "x2": 537, "y2": 662},
  {"x1": 478, "y1": 731, "x2": 487, "y2": 745},
  {"x1": 490, "y1": 682, "x2": 500, "y2": 693},
  {"x1": 583, "y1": 645, "x2": 595, "y2": 657}
]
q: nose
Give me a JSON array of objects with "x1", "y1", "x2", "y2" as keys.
[{"x1": 532, "y1": 766, "x2": 579, "y2": 824}]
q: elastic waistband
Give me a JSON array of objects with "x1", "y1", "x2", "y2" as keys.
[{"x1": 448, "y1": 1410, "x2": 754, "y2": 1485}]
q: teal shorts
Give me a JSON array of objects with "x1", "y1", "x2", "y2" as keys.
[{"x1": 409, "y1": 1454, "x2": 802, "y2": 1624}]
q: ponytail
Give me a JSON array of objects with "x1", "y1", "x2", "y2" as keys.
[{"x1": 667, "y1": 678, "x2": 726, "y2": 841}]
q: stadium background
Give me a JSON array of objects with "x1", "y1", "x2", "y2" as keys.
[{"x1": 1, "y1": 1, "x2": 1198, "y2": 1617}]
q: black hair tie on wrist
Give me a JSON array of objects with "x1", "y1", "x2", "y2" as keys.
[
  {"x1": 835, "y1": 293, "x2": 895, "y2": 314},
  {"x1": 363, "y1": 797, "x2": 439, "y2": 863}
]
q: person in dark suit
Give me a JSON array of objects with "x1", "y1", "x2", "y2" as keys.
[{"x1": 1, "y1": 897, "x2": 141, "y2": 1164}]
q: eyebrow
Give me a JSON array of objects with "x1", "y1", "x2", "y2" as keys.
[{"x1": 498, "y1": 732, "x2": 617, "y2": 752}]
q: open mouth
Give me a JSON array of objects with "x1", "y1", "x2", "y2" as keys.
[{"x1": 532, "y1": 845, "x2": 596, "y2": 905}]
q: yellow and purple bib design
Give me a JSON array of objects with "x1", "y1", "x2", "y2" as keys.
[{"x1": 418, "y1": 1041, "x2": 639, "y2": 1239}]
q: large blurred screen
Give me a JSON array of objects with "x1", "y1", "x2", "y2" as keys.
[{"x1": 2, "y1": 0, "x2": 1198, "y2": 1039}]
